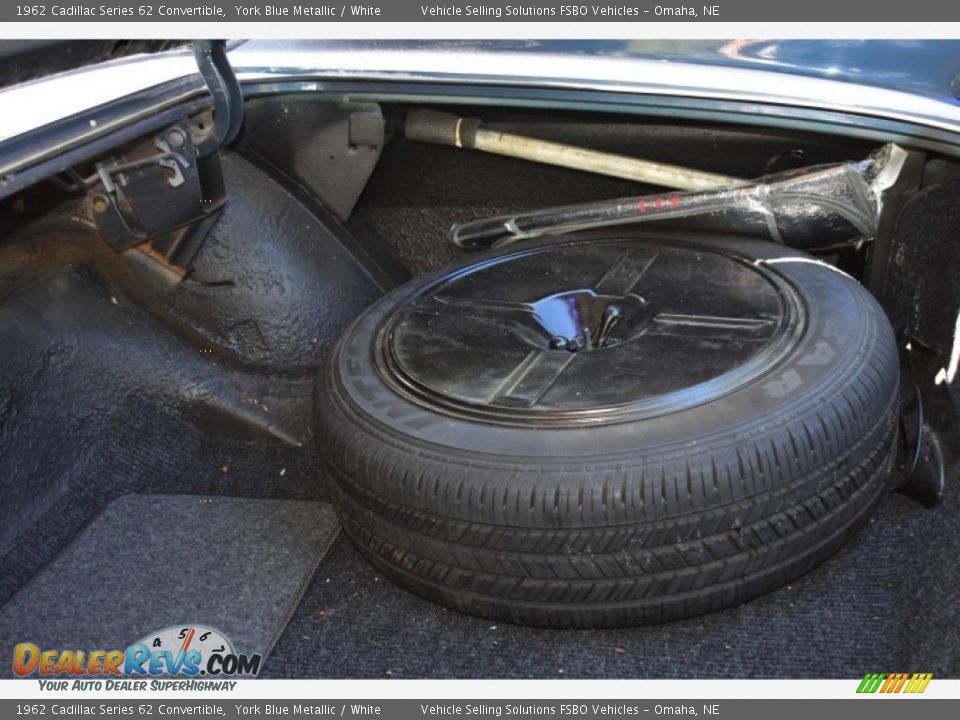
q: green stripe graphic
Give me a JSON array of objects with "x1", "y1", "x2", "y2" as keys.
[{"x1": 857, "y1": 673, "x2": 886, "y2": 693}]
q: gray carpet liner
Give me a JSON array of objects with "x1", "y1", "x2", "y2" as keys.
[
  {"x1": 262, "y1": 480, "x2": 960, "y2": 679},
  {"x1": 0, "y1": 495, "x2": 339, "y2": 672}
]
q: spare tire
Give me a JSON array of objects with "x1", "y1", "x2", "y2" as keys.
[{"x1": 316, "y1": 232, "x2": 899, "y2": 628}]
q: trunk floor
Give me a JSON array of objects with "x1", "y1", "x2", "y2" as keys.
[
  {"x1": 0, "y1": 495, "x2": 339, "y2": 676},
  {"x1": 2, "y1": 474, "x2": 956, "y2": 679},
  {"x1": 261, "y1": 480, "x2": 960, "y2": 679}
]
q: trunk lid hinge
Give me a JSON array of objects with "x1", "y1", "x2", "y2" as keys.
[{"x1": 85, "y1": 40, "x2": 243, "y2": 275}]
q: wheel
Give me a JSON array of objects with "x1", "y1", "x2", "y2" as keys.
[{"x1": 316, "y1": 232, "x2": 900, "y2": 628}]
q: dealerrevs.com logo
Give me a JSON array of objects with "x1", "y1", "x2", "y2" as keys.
[
  {"x1": 856, "y1": 673, "x2": 934, "y2": 694},
  {"x1": 13, "y1": 625, "x2": 261, "y2": 688}
]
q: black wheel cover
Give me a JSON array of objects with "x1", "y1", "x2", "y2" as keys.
[{"x1": 379, "y1": 239, "x2": 804, "y2": 424}]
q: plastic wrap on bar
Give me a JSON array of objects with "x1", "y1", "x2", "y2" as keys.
[{"x1": 450, "y1": 144, "x2": 909, "y2": 250}]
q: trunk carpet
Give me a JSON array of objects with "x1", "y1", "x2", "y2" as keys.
[
  {"x1": 1, "y1": 455, "x2": 957, "y2": 680},
  {"x1": 0, "y1": 495, "x2": 339, "y2": 676},
  {"x1": 260, "y1": 480, "x2": 960, "y2": 679}
]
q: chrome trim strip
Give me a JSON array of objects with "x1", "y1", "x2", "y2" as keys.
[
  {"x1": 3, "y1": 40, "x2": 960, "y2": 197},
  {"x1": 229, "y1": 42, "x2": 960, "y2": 136},
  {"x1": 239, "y1": 78, "x2": 960, "y2": 157},
  {"x1": 0, "y1": 52, "x2": 200, "y2": 144}
]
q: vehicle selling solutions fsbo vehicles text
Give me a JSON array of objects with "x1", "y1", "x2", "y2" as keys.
[{"x1": 418, "y1": 5, "x2": 712, "y2": 18}]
